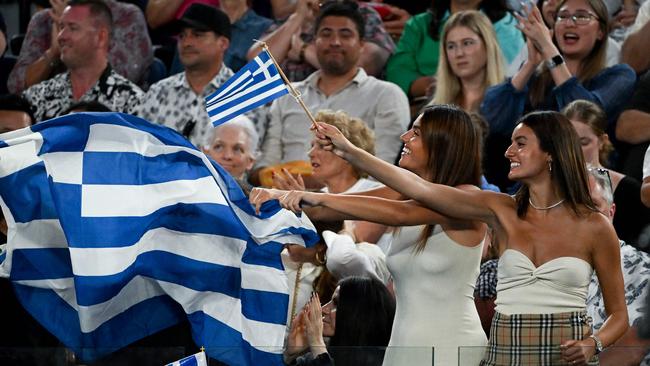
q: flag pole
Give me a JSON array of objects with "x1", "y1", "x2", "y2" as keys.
[{"x1": 256, "y1": 41, "x2": 318, "y2": 129}]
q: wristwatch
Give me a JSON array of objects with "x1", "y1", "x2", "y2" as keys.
[
  {"x1": 589, "y1": 334, "x2": 604, "y2": 354},
  {"x1": 546, "y1": 54, "x2": 564, "y2": 69}
]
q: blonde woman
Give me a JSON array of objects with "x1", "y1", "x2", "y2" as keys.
[{"x1": 431, "y1": 10, "x2": 505, "y2": 112}]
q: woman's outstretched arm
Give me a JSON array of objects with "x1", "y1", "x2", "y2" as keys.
[
  {"x1": 281, "y1": 190, "x2": 474, "y2": 227},
  {"x1": 312, "y1": 123, "x2": 505, "y2": 226}
]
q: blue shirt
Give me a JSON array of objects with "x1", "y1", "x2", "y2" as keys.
[
  {"x1": 480, "y1": 63, "x2": 637, "y2": 136},
  {"x1": 224, "y1": 9, "x2": 273, "y2": 72}
]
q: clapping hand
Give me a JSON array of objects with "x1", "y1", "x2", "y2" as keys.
[
  {"x1": 273, "y1": 168, "x2": 306, "y2": 191},
  {"x1": 304, "y1": 293, "x2": 327, "y2": 356}
]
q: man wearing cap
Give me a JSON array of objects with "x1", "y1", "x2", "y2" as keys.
[
  {"x1": 136, "y1": 3, "x2": 257, "y2": 147},
  {"x1": 21, "y1": 0, "x2": 143, "y2": 122}
]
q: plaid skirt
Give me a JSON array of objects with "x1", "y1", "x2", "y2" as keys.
[{"x1": 480, "y1": 311, "x2": 599, "y2": 366}]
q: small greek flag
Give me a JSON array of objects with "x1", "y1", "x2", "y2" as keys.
[
  {"x1": 166, "y1": 351, "x2": 208, "y2": 366},
  {"x1": 0, "y1": 112, "x2": 318, "y2": 365},
  {"x1": 205, "y1": 49, "x2": 290, "y2": 126}
]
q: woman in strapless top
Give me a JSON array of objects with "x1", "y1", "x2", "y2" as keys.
[{"x1": 308, "y1": 106, "x2": 629, "y2": 366}]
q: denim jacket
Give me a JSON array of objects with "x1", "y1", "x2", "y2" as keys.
[{"x1": 480, "y1": 63, "x2": 637, "y2": 137}]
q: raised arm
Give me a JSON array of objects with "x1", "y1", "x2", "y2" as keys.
[
  {"x1": 283, "y1": 191, "x2": 468, "y2": 227},
  {"x1": 310, "y1": 123, "x2": 505, "y2": 225}
]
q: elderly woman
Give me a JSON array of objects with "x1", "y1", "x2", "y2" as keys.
[{"x1": 202, "y1": 115, "x2": 259, "y2": 182}]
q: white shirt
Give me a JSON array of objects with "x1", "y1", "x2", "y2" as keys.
[{"x1": 257, "y1": 68, "x2": 410, "y2": 168}]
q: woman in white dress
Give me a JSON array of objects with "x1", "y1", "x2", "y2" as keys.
[{"x1": 271, "y1": 105, "x2": 489, "y2": 366}]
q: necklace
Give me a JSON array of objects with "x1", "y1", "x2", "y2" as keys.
[
  {"x1": 289, "y1": 263, "x2": 303, "y2": 321},
  {"x1": 529, "y1": 198, "x2": 565, "y2": 210}
]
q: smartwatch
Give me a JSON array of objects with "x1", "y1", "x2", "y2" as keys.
[{"x1": 546, "y1": 54, "x2": 564, "y2": 69}]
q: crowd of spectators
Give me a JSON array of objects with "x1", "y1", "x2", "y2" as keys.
[{"x1": 1, "y1": 0, "x2": 650, "y2": 364}]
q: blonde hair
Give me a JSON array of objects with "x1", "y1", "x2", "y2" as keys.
[
  {"x1": 314, "y1": 109, "x2": 375, "y2": 178},
  {"x1": 530, "y1": 0, "x2": 609, "y2": 106},
  {"x1": 432, "y1": 11, "x2": 505, "y2": 110}
]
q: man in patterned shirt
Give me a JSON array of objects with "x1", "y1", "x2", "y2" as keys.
[
  {"x1": 22, "y1": 0, "x2": 143, "y2": 122},
  {"x1": 135, "y1": 4, "x2": 257, "y2": 148},
  {"x1": 7, "y1": 0, "x2": 152, "y2": 94},
  {"x1": 585, "y1": 167, "x2": 650, "y2": 364}
]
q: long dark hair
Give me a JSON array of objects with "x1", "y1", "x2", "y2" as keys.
[
  {"x1": 415, "y1": 105, "x2": 482, "y2": 250},
  {"x1": 428, "y1": 0, "x2": 509, "y2": 41},
  {"x1": 329, "y1": 276, "x2": 395, "y2": 366},
  {"x1": 513, "y1": 111, "x2": 596, "y2": 217}
]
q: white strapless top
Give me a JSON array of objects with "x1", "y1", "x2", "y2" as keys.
[{"x1": 495, "y1": 249, "x2": 593, "y2": 315}]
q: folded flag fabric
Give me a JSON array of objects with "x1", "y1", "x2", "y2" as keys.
[
  {"x1": 166, "y1": 351, "x2": 208, "y2": 366},
  {"x1": 205, "y1": 49, "x2": 290, "y2": 126},
  {"x1": 0, "y1": 112, "x2": 318, "y2": 365}
]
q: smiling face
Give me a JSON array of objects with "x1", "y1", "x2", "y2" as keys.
[
  {"x1": 570, "y1": 119, "x2": 601, "y2": 166},
  {"x1": 554, "y1": 0, "x2": 604, "y2": 60},
  {"x1": 321, "y1": 285, "x2": 338, "y2": 337},
  {"x1": 504, "y1": 124, "x2": 552, "y2": 182},
  {"x1": 58, "y1": 5, "x2": 106, "y2": 69},
  {"x1": 445, "y1": 25, "x2": 487, "y2": 81},
  {"x1": 315, "y1": 16, "x2": 363, "y2": 76},
  {"x1": 398, "y1": 116, "x2": 428, "y2": 177}
]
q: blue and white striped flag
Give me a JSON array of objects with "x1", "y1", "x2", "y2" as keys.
[
  {"x1": 205, "y1": 49, "x2": 290, "y2": 126},
  {"x1": 0, "y1": 112, "x2": 318, "y2": 365},
  {"x1": 166, "y1": 351, "x2": 208, "y2": 366}
]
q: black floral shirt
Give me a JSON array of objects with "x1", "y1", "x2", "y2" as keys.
[
  {"x1": 134, "y1": 64, "x2": 260, "y2": 148},
  {"x1": 22, "y1": 66, "x2": 143, "y2": 122}
]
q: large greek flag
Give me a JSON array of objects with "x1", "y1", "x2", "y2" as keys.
[
  {"x1": 0, "y1": 112, "x2": 318, "y2": 365},
  {"x1": 205, "y1": 49, "x2": 290, "y2": 126}
]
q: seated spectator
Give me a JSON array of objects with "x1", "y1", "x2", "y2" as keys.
[
  {"x1": 8, "y1": 0, "x2": 153, "y2": 94},
  {"x1": 246, "y1": 0, "x2": 395, "y2": 82},
  {"x1": 284, "y1": 276, "x2": 395, "y2": 366},
  {"x1": 254, "y1": 1, "x2": 409, "y2": 181},
  {"x1": 167, "y1": 0, "x2": 272, "y2": 74},
  {"x1": 203, "y1": 115, "x2": 258, "y2": 182},
  {"x1": 386, "y1": 0, "x2": 523, "y2": 104},
  {"x1": 271, "y1": 109, "x2": 387, "y2": 245},
  {"x1": 483, "y1": 0, "x2": 635, "y2": 134},
  {"x1": 429, "y1": 10, "x2": 505, "y2": 112},
  {"x1": 220, "y1": 0, "x2": 272, "y2": 72},
  {"x1": 136, "y1": 4, "x2": 257, "y2": 147},
  {"x1": 563, "y1": 99, "x2": 650, "y2": 245},
  {"x1": 538, "y1": 0, "x2": 622, "y2": 67},
  {"x1": 616, "y1": 70, "x2": 650, "y2": 181},
  {"x1": 481, "y1": 0, "x2": 636, "y2": 190},
  {"x1": 21, "y1": 0, "x2": 143, "y2": 122},
  {"x1": 0, "y1": 94, "x2": 35, "y2": 132},
  {"x1": 585, "y1": 166, "x2": 650, "y2": 365},
  {"x1": 621, "y1": 0, "x2": 650, "y2": 73}
]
